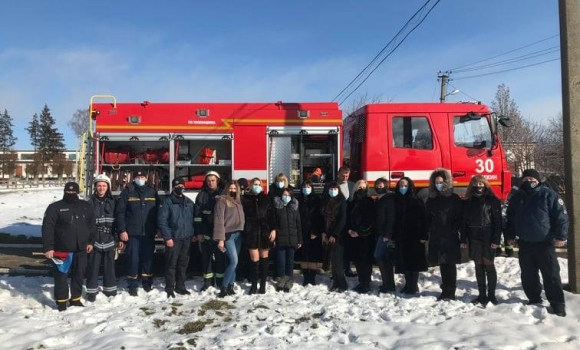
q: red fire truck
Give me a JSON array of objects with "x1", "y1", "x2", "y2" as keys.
[
  {"x1": 82, "y1": 95, "x2": 343, "y2": 197},
  {"x1": 342, "y1": 102, "x2": 513, "y2": 200}
]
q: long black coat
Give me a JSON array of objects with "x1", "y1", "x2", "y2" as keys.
[
  {"x1": 461, "y1": 193, "x2": 502, "y2": 262},
  {"x1": 272, "y1": 197, "x2": 302, "y2": 247},
  {"x1": 242, "y1": 192, "x2": 275, "y2": 249},
  {"x1": 393, "y1": 192, "x2": 428, "y2": 273},
  {"x1": 426, "y1": 193, "x2": 463, "y2": 265},
  {"x1": 297, "y1": 192, "x2": 324, "y2": 262}
]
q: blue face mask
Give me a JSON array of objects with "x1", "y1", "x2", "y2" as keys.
[
  {"x1": 302, "y1": 187, "x2": 312, "y2": 196},
  {"x1": 134, "y1": 179, "x2": 146, "y2": 187},
  {"x1": 252, "y1": 185, "x2": 262, "y2": 194},
  {"x1": 329, "y1": 189, "x2": 339, "y2": 198},
  {"x1": 399, "y1": 187, "x2": 408, "y2": 195},
  {"x1": 282, "y1": 195, "x2": 291, "y2": 204},
  {"x1": 435, "y1": 183, "x2": 444, "y2": 192},
  {"x1": 277, "y1": 181, "x2": 285, "y2": 189}
]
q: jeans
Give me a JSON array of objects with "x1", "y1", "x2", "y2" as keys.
[
  {"x1": 223, "y1": 231, "x2": 243, "y2": 287},
  {"x1": 275, "y1": 246, "x2": 296, "y2": 277}
]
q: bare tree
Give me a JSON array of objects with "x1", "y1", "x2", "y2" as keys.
[
  {"x1": 0, "y1": 152, "x2": 17, "y2": 179},
  {"x1": 51, "y1": 153, "x2": 67, "y2": 179},
  {"x1": 535, "y1": 113, "x2": 564, "y2": 176},
  {"x1": 342, "y1": 92, "x2": 385, "y2": 118},
  {"x1": 491, "y1": 84, "x2": 538, "y2": 176},
  {"x1": 68, "y1": 109, "x2": 90, "y2": 138}
]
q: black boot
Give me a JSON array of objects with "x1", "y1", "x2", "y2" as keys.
[
  {"x1": 259, "y1": 258, "x2": 268, "y2": 294},
  {"x1": 486, "y1": 265, "x2": 498, "y2": 305},
  {"x1": 200, "y1": 278, "x2": 212, "y2": 292},
  {"x1": 302, "y1": 269, "x2": 309, "y2": 286},
  {"x1": 309, "y1": 269, "x2": 317, "y2": 286},
  {"x1": 378, "y1": 259, "x2": 395, "y2": 293},
  {"x1": 472, "y1": 265, "x2": 488, "y2": 305},
  {"x1": 57, "y1": 301, "x2": 67, "y2": 312},
  {"x1": 249, "y1": 261, "x2": 259, "y2": 295},
  {"x1": 218, "y1": 287, "x2": 227, "y2": 298},
  {"x1": 227, "y1": 284, "x2": 235, "y2": 296}
]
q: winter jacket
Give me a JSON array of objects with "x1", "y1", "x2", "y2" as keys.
[
  {"x1": 242, "y1": 192, "x2": 275, "y2": 236},
  {"x1": 194, "y1": 187, "x2": 221, "y2": 238},
  {"x1": 375, "y1": 192, "x2": 396, "y2": 239},
  {"x1": 323, "y1": 196, "x2": 348, "y2": 241},
  {"x1": 505, "y1": 184, "x2": 569, "y2": 243},
  {"x1": 158, "y1": 193, "x2": 195, "y2": 242},
  {"x1": 461, "y1": 193, "x2": 502, "y2": 245},
  {"x1": 297, "y1": 192, "x2": 324, "y2": 239},
  {"x1": 213, "y1": 195, "x2": 245, "y2": 241},
  {"x1": 42, "y1": 198, "x2": 97, "y2": 253},
  {"x1": 88, "y1": 195, "x2": 116, "y2": 251},
  {"x1": 426, "y1": 169, "x2": 462, "y2": 265},
  {"x1": 115, "y1": 184, "x2": 158, "y2": 237},
  {"x1": 272, "y1": 197, "x2": 302, "y2": 247},
  {"x1": 347, "y1": 190, "x2": 376, "y2": 237},
  {"x1": 393, "y1": 183, "x2": 428, "y2": 272}
]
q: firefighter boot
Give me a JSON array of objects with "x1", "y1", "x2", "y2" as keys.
[{"x1": 200, "y1": 278, "x2": 212, "y2": 292}]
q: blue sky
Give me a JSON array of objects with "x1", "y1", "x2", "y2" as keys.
[{"x1": 0, "y1": 0, "x2": 562, "y2": 149}]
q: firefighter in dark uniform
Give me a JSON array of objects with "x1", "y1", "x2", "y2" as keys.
[
  {"x1": 506, "y1": 169, "x2": 569, "y2": 317},
  {"x1": 86, "y1": 174, "x2": 118, "y2": 302},
  {"x1": 194, "y1": 170, "x2": 222, "y2": 292},
  {"x1": 158, "y1": 177, "x2": 195, "y2": 298},
  {"x1": 115, "y1": 168, "x2": 159, "y2": 296},
  {"x1": 42, "y1": 182, "x2": 96, "y2": 311}
]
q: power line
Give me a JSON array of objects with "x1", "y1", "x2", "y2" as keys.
[
  {"x1": 453, "y1": 46, "x2": 560, "y2": 73},
  {"x1": 448, "y1": 83, "x2": 479, "y2": 102},
  {"x1": 336, "y1": 0, "x2": 441, "y2": 105},
  {"x1": 453, "y1": 58, "x2": 560, "y2": 80},
  {"x1": 332, "y1": 0, "x2": 440, "y2": 104},
  {"x1": 449, "y1": 34, "x2": 559, "y2": 71}
]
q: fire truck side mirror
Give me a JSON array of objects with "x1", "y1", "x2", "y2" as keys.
[{"x1": 498, "y1": 116, "x2": 514, "y2": 128}]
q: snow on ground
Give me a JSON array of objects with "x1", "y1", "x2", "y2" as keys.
[
  {"x1": 0, "y1": 188, "x2": 63, "y2": 237},
  {"x1": 0, "y1": 188, "x2": 579, "y2": 350}
]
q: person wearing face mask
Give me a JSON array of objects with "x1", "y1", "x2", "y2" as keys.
[
  {"x1": 505, "y1": 169, "x2": 569, "y2": 317},
  {"x1": 158, "y1": 178, "x2": 195, "y2": 298},
  {"x1": 392, "y1": 177, "x2": 428, "y2": 295},
  {"x1": 373, "y1": 178, "x2": 396, "y2": 293},
  {"x1": 213, "y1": 180, "x2": 245, "y2": 298},
  {"x1": 297, "y1": 180, "x2": 324, "y2": 286},
  {"x1": 425, "y1": 168, "x2": 463, "y2": 301},
  {"x1": 242, "y1": 177, "x2": 276, "y2": 294},
  {"x1": 271, "y1": 189, "x2": 302, "y2": 292},
  {"x1": 268, "y1": 173, "x2": 292, "y2": 201},
  {"x1": 322, "y1": 182, "x2": 348, "y2": 292},
  {"x1": 42, "y1": 182, "x2": 96, "y2": 311},
  {"x1": 86, "y1": 174, "x2": 118, "y2": 302},
  {"x1": 460, "y1": 176, "x2": 502, "y2": 305},
  {"x1": 346, "y1": 180, "x2": 376, "y2": 294},
  {"x1": 115, "y1": 168, "x2": 159, "y2": 296}
]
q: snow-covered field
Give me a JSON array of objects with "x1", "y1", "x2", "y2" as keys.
[{"x1": 0, "y1": 189, "x2": 578, "y2": 350}]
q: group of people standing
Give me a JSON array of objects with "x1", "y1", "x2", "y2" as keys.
[{"x1": 42, "y1": 166, "x2": 568, "y2": 317}]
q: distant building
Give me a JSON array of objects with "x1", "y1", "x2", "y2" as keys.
[
  {"x1": 0, "y1": 150, "x2": 79, "y2": 180},
  {"x1": 503, "y1": 141, "x2": 536, "y2": 176}
]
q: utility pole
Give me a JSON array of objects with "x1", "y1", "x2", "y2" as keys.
[
  {"x1": 560, "y1": 0, "x2": 580, "y2": 293},
  {"x1": 438, "y1": 71, "x2": 450, "y2": 103}
]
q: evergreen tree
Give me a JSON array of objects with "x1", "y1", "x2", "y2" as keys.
[
  {"x1": 26, "y1": 113, "x2": 41, "y2": 151},
  {"x1": 38, "y1": 104, "x2": 65, "y2": 162},
  {"x1": 0, "y1": 109, "x2": 17, "y2": 178}
]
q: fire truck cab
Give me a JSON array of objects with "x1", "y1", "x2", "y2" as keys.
[
  {"x1": 343, "y1": 102, "x2": 512, "y2": 201},
  {"x1": 82, "y1": 96, "x2": 342, "y2": 198}
]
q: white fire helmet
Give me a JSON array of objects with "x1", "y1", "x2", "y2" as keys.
[{"x1": 93, "y1": 174, "x2": 112, "y2": 188}]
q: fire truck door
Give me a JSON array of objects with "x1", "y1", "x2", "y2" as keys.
[
  {"x1": 387, "y1": 115, "x2": 441, "y2": 189},
  {"x1": 267, "y1": 126, "x2": 340, "y2": 188}
]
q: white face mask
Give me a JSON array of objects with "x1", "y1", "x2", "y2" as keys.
[
  {"x1": 329, "y1": 189, "x2": 339, "y2": 198},
  {"x1": 277, "y1": 181, "x2": 285, "y2": 189},
  {"x1": 302, "y1": 187, "x2": 312, "y2": 196},
  {"x1": 252, "y1": 185, "x2": 262, "y2": 194},
  {"x1": 135, "y1": 179, "x2": 146, "y2": 187},
  {"x1": 435, "y1": 183, "x2": 444, "y2": 192}
]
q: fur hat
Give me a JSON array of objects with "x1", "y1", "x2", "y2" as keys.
[{"x1": 429, "y1": 168, "x2": 453, "y2": 198}]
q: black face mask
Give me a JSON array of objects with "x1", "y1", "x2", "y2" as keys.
[
  {"x1": 472, "y1": 186, "x2": 485, "y2": 196},
  {"x1": 63, "y1": 193, "x2": 79, "y2": 203},
  {"x1": 375, "y1": 187, "x2": 387, "y2": 195},
  {"x1": 521, "y1": 181, "x2": 538, "y2": 193},
  {"x1": 229, "y1": 191, "x2": 237, "y2": 198},
  {"x1": 355, "y1": 189, "x2": 367, "y2": 198},
  {"x1": 173, "y1": 188, "x2": 184, "y2": 196}
]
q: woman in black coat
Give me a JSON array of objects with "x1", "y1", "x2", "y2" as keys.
[
  {"x1": 461, "y1": 175, "x2": 502, "y2": 305},
  {"x1": 374, "y1": 178, "x2": 396, "y2": 293},
  {"x1": 322, "y1": 182, "x2": 348, "y2": 292},
  {"x1": 347, "y1": 180, "x2": 376, "y2": 294},
  {"x1": 297, "y1": 181, "x2": 324, "y2": 286},
  {"x1": 272, "y1": 188, "x2": 302, "y2": 292},
  {"x1": 242, "y1": 178, "x2": 276, "y2": 295},
  {"x1": 426, "y1": 168, "x2": 463, "y2": 301},
  {"x1": 393, "y1": 177, "x2": 428, "y2": 295}
]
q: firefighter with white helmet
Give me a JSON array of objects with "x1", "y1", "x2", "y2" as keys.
[{"x1": 86, "y1": 173, "x2": 118, "y2": 301}]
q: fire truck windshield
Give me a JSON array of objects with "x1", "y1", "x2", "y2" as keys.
[{"x1": 453, "y1": 115, "x2": 492, "y2": 149}]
